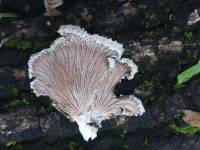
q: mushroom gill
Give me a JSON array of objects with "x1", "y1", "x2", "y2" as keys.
[{"x1": 28, "y1": 25, "x2": 145, "y2": 141}]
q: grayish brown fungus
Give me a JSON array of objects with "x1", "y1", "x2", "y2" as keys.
[
  {"x1": 44, "y1": 0, "x2": 63, "y2": 16},
  {"x1": 188, "y1": 9, "x2": 200, "y2": 26},
  {"x1": 28, "y1": 25, "x2": 145, "y2": 141}
]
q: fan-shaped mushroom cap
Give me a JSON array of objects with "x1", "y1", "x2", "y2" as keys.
[{"x1": 28, "y1": 25, "x2": 145, "y2": 141}]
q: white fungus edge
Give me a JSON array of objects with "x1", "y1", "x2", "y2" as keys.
[
  {"x1": 28, "y1": 37, "x2": 67, "y2": 97},
  {"x1": 131, "y1": 95, "x2": 145, "y2": 116},
  {"x1": 119, "y1": 58, "x2": 138, "y2": 80},
  {"x1": 57, "y1": 25, "x2": 124, "y2": 59},
  {"x1": 107, "y1": 57, "x2": 116, "y2": 69},
  {"x1": 120, "y1": 95, "x2": 145, "y2": 117},
  {"x1": 28, "y1": 48, "x2": 53, "y2": 79}
]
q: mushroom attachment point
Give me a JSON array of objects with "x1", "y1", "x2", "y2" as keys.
[{"x1": 28, "y1": 25, "x2": 145, "y2": 141}]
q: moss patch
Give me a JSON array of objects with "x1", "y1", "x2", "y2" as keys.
[
  {"x1": 69, "y1": 141, "x2": 78, "y2": 150},
  {"x1": 120, "y1": 127, "x2": 128, "y2": 138},
  {"x1": 144, "y1": 137, "x2": 149, "y2": 145},
  {"x1": 6, "y1": 140, "x2": 17, "y2": 147},
  {"x1": 4, "y1": 39, "x2": 50, "y2": 52},
  {"x1": 143, "y1": 31, "x2": 157, "y2": 38},
  {"x1": 4, "y1": 39, "x2": 32, "y2": 50},
  {"x1": 170, "y1": 123, "x2": 200, "y2": 136},
  {"x1": 184, "y1": 31, "x2": 193, "y2": 40},
  {"x1": 122, "y1": 144, "x2": 129, "y2": 150},
  {"x1": 172, "y1": 26, "x2": 182, "y2": 33},
  {"x1": 138, "y1": 80, "x2": 154, "y2": 92},
  {"x1": 11, "y1": 85, "x2": 19, "y2": 98},
  {"x1": 39, "y1": 104, "x2": 56, "y2": 115},
  {"x1": 5, "y1": 98, "x2": 30, "y2": 108}
]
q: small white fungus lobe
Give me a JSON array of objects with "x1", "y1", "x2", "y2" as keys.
[
  {"x1": 187, "y1": 9, "x2": 200, "y2": 26},
  {"x1": 119, "y1": 58, "x2": 138, "y2": 80},
  {"x1": 131, "y1": 95, "x2": 145, "y2": 116}
]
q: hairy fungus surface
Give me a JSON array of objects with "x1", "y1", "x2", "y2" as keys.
[{"x1": 28, "y1": 25, "x2": 145, "y2": 141}]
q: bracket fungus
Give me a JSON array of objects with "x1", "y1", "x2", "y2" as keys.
[{"x1": 28, "y1": 25, "x2": 145, "y2": 141}]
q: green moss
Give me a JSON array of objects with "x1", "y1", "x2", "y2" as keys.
[
  {"x1": 0, "y1": 13, "x2": 18, "y2": 18},
  {"x1": 184, "y1": 32, "x2": 193, "y2": 40},
  {"x1": 6, "y1": 140, "x2": 17, "y2": 147},
  {"x1": 149, "y1": 96, "x2": 155, "y2": 102},
  {"x1": 39, "y1": 107, "x2": 48, "y2": 114},
  {"x1": 4, "y1": 39, "x2": 32, "y2": 50},
  {"x1": 4, "y1": 39, "x2": 50, "y2": 52},
  {"x1": 144, "y1": 31, "x2": 157, "y2": 38},
  {"x1": 121, "y1": 127, "x2": 128, "y2": 138},
  {"x1": 171, "y1": 27, "x2": 193, "y2": 40},
  {"x1": 69, "y1": 141, "x2": 78, "y2": 150},
  {"x1": 11, "y1": 85, "x2": 19, "y2": 97},
  {"x1": 144, "y1": 137, "x2": 149, "y2": 145},
  {"x1": 4, "y1": 39, "x2": 16, "y2": 47},
  {"x1": 34, "y1": 42, "x2": 50, "y2": 52},
  {"x1": 39, "y1": 104, "x2": 56, "y2": 114},
  {"x1": 170, "y1": 123, "x2": 200, "y2": 136},
  {"x1": 172, "y1": 26, "x2": 182, "y2": 33},
  {"x1": 5, "y1": 98, "x2": 30, "y2": 108},
  {"x1": 174, "y1": 113, "x2": 184, "y2": 120},
  {"x1": 173, "y1": 84, "x2": 185, "y2": 90},
  {"x1": 123, "y1": 144, "x2": 129, "y2": 150},
  {"x1": 17, "y1": 41, "x2": 32, "y2": 50},
  {"x1": 138, "y1": 80, "x2": 154, "y2": 92}
]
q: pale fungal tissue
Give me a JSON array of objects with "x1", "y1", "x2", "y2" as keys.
[
  {"x1": 44, "y1": 0, "x2": 63, "y2": 16},
  {"x1": 28, "y1": 25, "x2": 145, "y2": 141}
]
